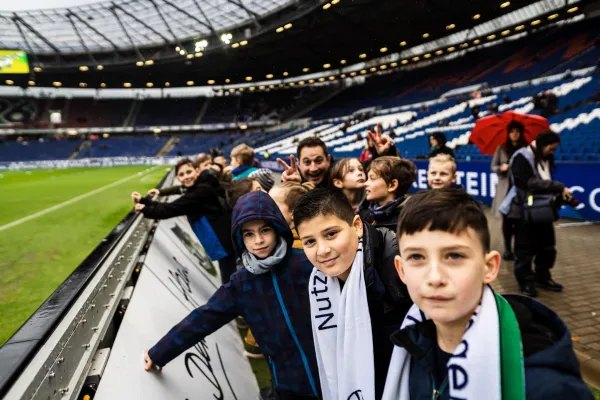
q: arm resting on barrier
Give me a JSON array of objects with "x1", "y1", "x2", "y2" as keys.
[
  {"x1": 511, "y1": 154, "x2": 565, "y2": 194},
  {"x1": 148, "y1": 278, "x2": 241, "y2": 367},
  {"x1": 156, "y1": 185, "x2": 184, "y2": 196},
  {"x1": 139, "y1": 187, "x2": 217, "y2": 220}
]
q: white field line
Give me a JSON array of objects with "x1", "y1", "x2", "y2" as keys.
[{"x1": 0, "y1": 167, "x2": 160, "y2": 233}]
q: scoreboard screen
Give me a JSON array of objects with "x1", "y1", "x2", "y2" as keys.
[{"x1": 0, "y1": 50, "x2": 30, "y2": 74}]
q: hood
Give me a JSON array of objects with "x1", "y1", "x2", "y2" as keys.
[{"x1": 231, "y1": 190, "x2": 294, "y2": 257}]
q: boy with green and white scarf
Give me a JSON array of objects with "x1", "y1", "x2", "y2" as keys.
[{"x1": 383, "y1": 188, "x2": 592, "y2": 400}]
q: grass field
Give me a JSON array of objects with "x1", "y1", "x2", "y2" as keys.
[{"x1": 0, "y1": 166, "x2": 168, "y2": 346}]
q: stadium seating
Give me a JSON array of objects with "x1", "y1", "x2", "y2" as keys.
[
  {"x1": 0, "y1": 138, "x2": 80, "y2": 162},
  {"x1": 135, "y1": 98, "x2": 204, "y2": 126},
  {"x1": 77, "y1": 136, "x2": 168, "y2": 158}
]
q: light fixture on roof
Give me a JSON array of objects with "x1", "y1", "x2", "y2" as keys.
[
  {"x1": 53, "y1": 81, "x2": 62, "y2": 87},
  {"x1": 179, "y1": 50, "x2": 185, "y2": 55},
  {"x1": 329, "y1": 75, "x2": 336, "y2": 80},
  {"x1": 340, "y1": 74, "x2": 346, "y2": 78},
  {"x1": 220, "y1": 33, "x2": 233, "y2": 44},
  {"x1": 501, "y1": 29, "x2": 511, "y2": 36},
  {"x1": 195, "y1": 39, "x2": 208, "y2": 51},
  {"x1": 401, "y1": 59, "x2": 408, "y2": 64},
  {"x1": 446, "y1": 24, "x2": 456, "y2": 30},
  {"x1": 331, "y1": 0, "x2": 340, "y2": 4},
  {"x1": 97, "y1": 65, "x2": 104, "y2": 70},
  {"x1": 323, "y1": 3, "x2": 331, "y2": 10},
  {"x1": 568, "y1": 7, "x2": 578, "y2": 13},
  {"x1": 186, "y1": 81, "x2": 194, "y2": 86},
  {"x1": 435, "y1": 49, "x2": 443, "y2": 55},
  {"x1": 500, "y1": 2, "x2": 510, "y2": 8},
  {"x1": 136, "y1": 61, "x2": 144, "y2": 66},
  {"x1": 283, "y1": 71, "x2": 289, "y2": 76},
  {"x1": 309, "y1": 79, "x2": 315, "y2": 83},
  {"x1": 153, "y1": 128, "x2": 162, "y2": 134},
  {"x1": 400, "y1": 41, "x2": 407, "y2": 46},
  {"x1": 289, "y1": 82, "x2": 295, "y2": 86},
  {"x1": 473, "y1": 39, "x2": 481, "y2": 44},
  {"x1": 245, "y1": 76, "x2": 253, "y2": 81},
  {"x1": 412, "y1": 56, "x2": 420, "y2": 61},
  {"x1": 240, "y1": 125, "x2": 248, "y2": 130},
  {"x1": 447, "y1": 46, "x2": 455, "y2": 52},
  {"x1": 28, "y1": 80, "x2": 35, "y2": 86},
  {"x1": 100, "y1": 82, "x2": 106, "y2": 88},
  {"x1": 298, "y1": 81, "x2": 305, "y2": 85},
  {"x1": 284, "y1": 23, "x2": 292, "y2": 29},
  {"x1": 79, "y1": 66, "x2": 89, "y2": 71},
  {"x1": 515, "y1": 25, "x2": 525, "y2": 31},
  {"x1": 472, "y1": 14, "x2": 481, "y2": 20},
  {"x1": 232, "y1": 43, "x2": 240, "y2": 48},
  {"x1": 240, "y1": 40, "x2": 248, "y2": 46},
  {"x1": 145, "y1": 60, "x2": 154, "y2": 65},
  {"x1": 207, "y1": 80, "x2": 215, "y2": 85},
  {"x1": 360, "y1": 69, "x2": 367, "y2": 74},
  {"x1": 165, "y1": 82, "x2": 170, "y2": 87},
  {"x1": 239, "y1": 88, "x2": 245, "y2": 92},
  {"x1": 176, "y1": 46, "x2": 181, "y2": 52},
  {"x1": 195, "y1": 52, "x2": 203, "y2": 57},
  {"x1": 548, "y1": 13, "x2": 559, "y2": 20},
  {"x1": 303, "y1": 67, "x2": 310, "y2": 72},
  {"x1": 123, "y1": 82, "x2": 132, "y2": 88},
  {"x1": 229, "y1": 88, "x2": 235, "y2": 92},
  {"x1": 460, "y1": 43, "x2": 469, "y2": 48},
  {"x1": 390, "y1": 62, "x2": 398, "y2": 67},
  {"x1": 269, "y1": 84, "x2": 275, "y2": 88},
  {"x1": 531, "y1": 19, "x2": 541, "y2": 26},
  {"x1": 380, "y1": 47, "x2": 388, "y2": 53},
  {"x1": 424, "y1": 53, "x2": 432, "y2": 58},
  {"x1": 350, "y1": 72, "x2": 357, "y2": 76},
  {"x1": 103, "y1": 133, "x2": 109, "y2": 138},
  {"x1": 225, "y1": 79, "x2": 231, "y2": 83},
  {"x1": 79, "y1": 82, "x2": 87, "y2": 87},
  {"x1": 5, "y1": 80, "x2": 14, "y2": 85},
  {"x1": 249, "y1": 86, "x2": 256, "y2": 91},
  {"x1": 146, "y1": 82, "x2": 154, "y2": 87},
  {"x1": 340, "y1": 60, "x2": 346, "y2": 64},
  {"x1": 369, "y1": 67, "x2": 376, "y2": 72},
  {"x1": 487, "y1": 34, "x2": 496, "y2": 40},
  {"x1": 276, "y1": 27, "x2": 284, "y2": 33},
  {"x1": 259, "y1": 85, "x2": 265, "y2": 90},
  {"x1": 380, "y1": 65, "x2": 387, "y2": 70},
  {"x1": 186, "y1": 54, "x2": 194, "y2": 59},
  {"x1": 319, "y1": 77, "x2": 326, "y2": 81},
  {"x1": 266, "y1": 74, "x2": 274, "y2": 79},
  {"x1": 422, "y1": 33, "x2": 430, "y2": 39},
  {"x1": 33, "y1": 66, "x2": 42, "y2": 72},
  {"x1": 359, "y1": 53, "x2": 367, "y2": 59},
  {"x1": 323, "y1": 63, "x2": 331, "y2": 69}
]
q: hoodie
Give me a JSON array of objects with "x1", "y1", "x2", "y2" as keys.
[
  {"x1": 388, "y1": 294, "x2": 593, "y2": 400},
  {"x1": 149, "y1": 191, "x2": 320, "y2": 398}
]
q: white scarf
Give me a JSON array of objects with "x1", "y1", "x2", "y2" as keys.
[
  {"x1": 383, "y1": 286, "x2": 518, "y2": 400},
  {"x1": 528, "y1": 143, "x2": 551, "y2": 180},
  {"x1": 309, "y1": 240, "x2": 375, "y2": 400}
]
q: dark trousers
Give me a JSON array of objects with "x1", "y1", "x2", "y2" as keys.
[
  {"x1": 514, "y1": 221, "x2": 557, "y2": 287},
  {"x1": 218, "y1": 253, "x2": 237, "y2": 284},
  {"x1": 502, "y1": 214, "x2": 516, "y2": 253}
]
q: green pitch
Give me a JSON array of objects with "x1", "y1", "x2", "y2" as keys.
[{"x1": 0, "y1": 166, "x2": 168, "y2": 346}]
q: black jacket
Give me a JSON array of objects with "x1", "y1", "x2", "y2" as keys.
[
  {"x1": 364, "y1": 196, "x2": 411, "y2": 232},
  {"x1": 362, "y1": 222, "x2": 412, "y2": 399},
  {"x1": 140, "y1": 171, "x2": 234, "y2": 260},
  {"x1": 429, "y1": 146, "x2": 455, "y2": 159}
]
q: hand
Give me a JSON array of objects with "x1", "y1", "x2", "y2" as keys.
[
  {"x1": 143, "y1": 350, "x2": 161, "y2": 372},
  {"x1": 368, "y1": 123, "x2": 394, "y2": 155},
  {"x1": 277, "y1": 155, "x2": 302, "y2": 183},
  {"x1": 500, "y1": 163, "x2": 510, "y2": 172},
  {"x1": 562, "y1": 187, "x2": 572, "y2": 199},
  {"x1": 147, "y1": 188, "x2": 160, "y2": 196},
  {"x1": 135, "y1": 203, "x2": 146, "y2": 213},
  {"x1": 131, "y1": 191, "x2": 142, "y2": 203}
]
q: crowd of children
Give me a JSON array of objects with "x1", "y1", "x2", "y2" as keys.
[{"x1": 131, "y1": 129, "x2": 592, "y2": 400}]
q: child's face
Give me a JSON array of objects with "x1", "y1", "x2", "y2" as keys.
[
  {"x1": 365, "y1": 171, "x2": 397, "y2": 205},
  {"x1": 198, "y1": 159, "x2": 213, "y2": 173},
  {"x1": 395, "y1": 228, "x2": 500, "y2": 326},
  {"x1": 242, "y1": 220, "x2": 277, "y2": 259},
  {"x1": 297, "y1": 214, "x2": 363, "y2": 282},
  {"x1": 176, "y1": 164, "x2": 200, "y2": 187},
  {"x1": 427, "y1": 161, "x2": 456, "y2": 189},
  {"x1": 341, "y1": 159, "x2": 366, "y2": 190}
]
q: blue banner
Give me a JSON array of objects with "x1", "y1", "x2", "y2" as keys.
[{"x1": 412, "y1": 161, "x2": 600, "y2": 222}]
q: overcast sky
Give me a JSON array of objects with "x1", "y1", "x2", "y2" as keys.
[{"x1": 1, "y1": 0, "x2": 102, "y2": 12}]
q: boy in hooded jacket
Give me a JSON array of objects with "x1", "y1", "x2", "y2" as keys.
[{"x1": 143, "y1": 191, "x2": 320, "y2": 400}]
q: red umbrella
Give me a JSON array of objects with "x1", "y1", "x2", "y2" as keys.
[{"x1": 469, "y1": 110, "x2": 550, "y2": 155}]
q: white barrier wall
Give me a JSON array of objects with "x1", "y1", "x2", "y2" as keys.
[{"x1": 95, "y1": 216, "x2": 259, "y2": 400}]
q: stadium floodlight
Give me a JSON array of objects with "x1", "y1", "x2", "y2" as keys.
[
  {"x1": 401, "y1": 59, "x2": 408, "y2": 64},
  {"x1": 195, "y1": 52, "x2": 203, "y2": 57},
  {"x1": 33, "y1": 66, "x2": 42, "y2": 72},
  {"x1": 340, "y1": 60, "x2": 346, "y2": 65},
  {"x1": 136, "y1": 61, "x2": 144, "y2": 66},
  {"x1": 176, "y1": 46, "x2": 181, "y2": 51},
  {"x1": 340, "y1": 74, "x2": 346, "y2": 78},
  {"x1": 422, "y1": 33, "x2": 430, "y2": 38},
  {"x1": 5, "y1": 80, "x2": 14, "y2": 85},
  {"x1": 186, "y1": 81, "x2": 194, "y2": 86},
  {"x1": 195, "y1": 39, "x2": 208, "y2": 52},
  {"x1": 319, "y1": 77, "x2": 326, "y2": 81},
  {"x1": 424, "y1": 53, "x2": 432, "y2": 58},
  {"x1": 400, "y1": 41, "x2": 407, "y2": 46},
  {"x1": 515, "y1": 25, "x2": 525, "y2": 31},
  {"x1": 473, "y1": 14, "x2": 481, "y2": 20},
  {"x1": 359, "y1": 70, "x2": 366, "y2": 75},
  {"x1": 359, "y1": 53, "x2": 367, "y2": 59},
  {"x1": 283, "y1": 72, "x2": 289, "y2": 76},
  {"x1": 240, "y1": 40, "x2": 248, "y2": 46},
  {"x1": 276, "y1": 27, "x2": 284, "y2": 33},
  {"x1": 179, "y1": 49, "x2": 186, "y2": 55},
  {"x1": 28, "y1": 80, "x2": 35, "y2": 86},
  {"x1": 232, "y1": 43, "x2": 240, "y2": 48},
  {"x1": 299, "y1": 80, "x2": 305, "y2": 85},
  {"x1": 380, "y1": 65, "x2": 387, "y2": 70},
  {"x1": 435, "y1": 49, "x2": 444, "y2": 55},
  {"x1": 146, "y1": 82, "x2": 154, "y2": 87},
  {"x1": 269, "y1": 84, "x2": 275, "y2": 88},
  {"x1": 53, "y1": 81, "x2": 62, "y2": 87},
  {"x1": 447, "y1": 46, "x2": 456, "y2": 52},
  {"x1": 349, "y1": 72, "x2": 356, "y2": 77},
  {"x1": 289, "y1": 82, "x2": 296, "y2": 86},
  {"x1": 240, "y1": 125, "x2": 248, "y2": 130},
  {"x1": 369, "y1": 67, "x2": 376, "y2": 72},
  {"x1": 390, "y1": 62, "x2": 398, "y2": 67},
  {"x1": 123, "y1": 82, "x2": 132, "y2": 88},
  {"x1": 303, "y1": 67, "x2": 310, "y2": 72},
  {"x1": 323, "y1": 63, "x2": 331, "y2": 69},
  {"x1": 380, "y1": 47, "x2": 388, "y2": 53},
  {"x1": 207, "y1": 80, "x2": 215, "y2": 85},
  {"x1": 309, "y1": 79, "x2": 315, "y2": 83},
  {"x1": 323, "y1": 3, "x2": 331, "y2": 10},
  {"x1": 165, "y1": 82, "x2": 171, "y2": 87},
  {"x1": 100, "y1": 83, "x2": 106, "y2": 88},
  {"x1": 568, "y1": 7, "x2": 578, "y2": 13},
  {"x1": 79, "y1": 82, "x2": 87, "y2": 87},
  {"x1": 500, "y1": 2, "x2": 510, "y2": 9},
  {"x1": 284, "y1": 23, "x2": 292, "y2": 29},
  {"x1": 446, "y1": 24, "x2": 456, "y2": 30},
  {"x1": 266, "y1": 74, "x2": 274, "y2": 79},
  {"x1": 145, "y1": 60, "x2": 154, "y2": 65},
  {"x1": 473, "y1": 39, "x2": 481, "y2": 44},
  {"x1": 225, "y1": 79, "x2": 231, "y2": 83},
  {"x1": 331, "y1": 0, "x2": 340, "y2": 3},
  {"x1": 548, "y1": 13, "x2": 559, "y2": 20},
  {"x1": 487, "y1": 34, "x2": 496, "y2": 40},
  {"x1": 97, "y1": 65, "x2": 104, "y2": 70},
  {"x1": 531, "y1": 19, "x2": 541, "y2": 26},
  {"x1": 153, "y1": 128, "x2": 161, "y2": 133},
  {"x1": 220, "y1": 33, "x2": 233, "y2": 44},
  {"x1": 412, "y1": 56, "x2": 420, "y2": 61},
  {"x1": 79, "y1": 66, "x2": 89, "y2": 71},
  {"x1": 186, "y1": 54, "x2": 194, "y2": 59},
  {"x1": 103, "y1": 133, "x2": 109, "y2": 138},
  {"x1": 245, "y1": 76, "x2": 253, "y2": 81},
  {"x1": 501, "y1": 29, "x2": 511, "y2": 36},
  {"x1": 460, "y1": 43, "x2": 469, "y2": 48}
]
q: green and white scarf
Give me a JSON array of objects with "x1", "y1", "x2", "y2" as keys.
[{"x1": 382, "y1": 285, "x2": 525, "y2": 400}]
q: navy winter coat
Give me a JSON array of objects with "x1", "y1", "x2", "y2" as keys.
[{"x1": 148, "y1": 190, "x2": 320, "y2": 398}]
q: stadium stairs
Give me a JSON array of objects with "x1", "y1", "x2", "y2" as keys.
[{"x1": 156, "y1": 136, "x2": 179, "y2": 156}]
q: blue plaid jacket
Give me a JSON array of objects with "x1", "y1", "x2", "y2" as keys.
[{"x1": 149, "y1": 191, "x2": 320, "y2": 397}]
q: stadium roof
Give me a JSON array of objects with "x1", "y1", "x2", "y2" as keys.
[{"x1": 0, "y1": 0, "x2": 296, "y2": 54}]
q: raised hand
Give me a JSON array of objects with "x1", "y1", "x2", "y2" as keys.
[
  {"x1": 277, "y1": 154, "x2": 302, "y2": 183},
  {"x1": 368, "y1": 123, "x2": 395, "y2": 155}
]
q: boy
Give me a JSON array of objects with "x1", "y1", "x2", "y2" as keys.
[
  {"x1": 143, "y1": 191, "x2": 321, "y2": 400},
  {"x1": 132, "y1": 158, "x2": 236, "y2": 283},
  {"x1": 364, "y1": 156, "x2": 417, "y2": 231},
  {"x1": 293, "y1": 189, "x2": 411, "y2": 400},
  {"x1": 427, "y1": 153, "x2": 458, "y2": 190},
  {"x1": 383, "y1": 188, "x2": 592, "y2": 400},
  {"x1": 230, "y1": 143, "x2": 258, "y2": 180}
]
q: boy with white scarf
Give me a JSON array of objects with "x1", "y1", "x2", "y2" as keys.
[
  {"x1": 293, "y1": 189, "x2": 412, "y2": 400},
  {"x1": 383, "y1": 188, "x2": 592, "y2": 400}
]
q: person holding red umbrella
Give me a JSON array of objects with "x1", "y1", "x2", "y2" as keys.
[{"x1": 491, "y1": 120, "x2": 528, "y2": 261}]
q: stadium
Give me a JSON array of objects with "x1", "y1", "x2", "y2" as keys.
[{"x1": 1, "y1": 0, "x2": 600, "y2": 398}]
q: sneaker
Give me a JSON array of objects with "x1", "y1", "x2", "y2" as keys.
[
  {"x1": 536, "y1": 279, "x2": 564, "y2": 292},
  {"x1": 520, "y1": 282, "x2": 538, "y2": 297},
  {"x1": 502, "y1": 251, "x2": 515, "y2": 261}
]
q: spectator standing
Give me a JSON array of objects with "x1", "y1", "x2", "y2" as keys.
[
  {"x1": 231, "y1": 144, "x2": 258, "y2": 179},
  {"x1": 491, "y1": 121, "x2": 528, "y2": 260}
]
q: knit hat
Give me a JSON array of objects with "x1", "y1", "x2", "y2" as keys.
[{"x1": 249, "y1": 168, "x2": 275, "y2": 192}]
